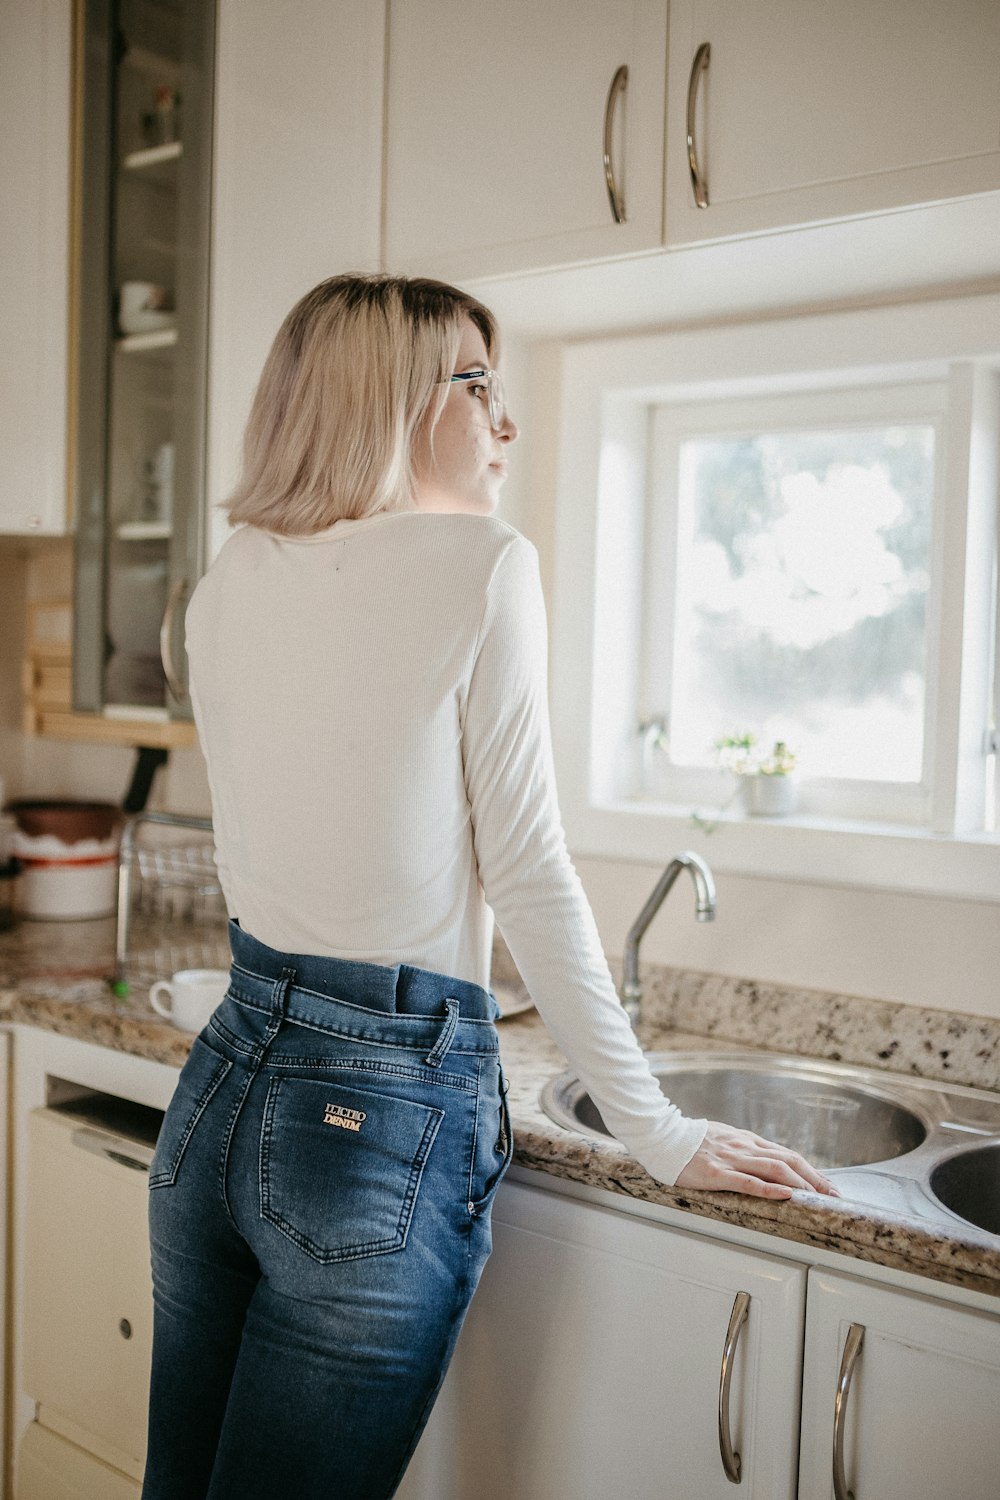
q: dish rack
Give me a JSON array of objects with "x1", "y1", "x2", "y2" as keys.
[{"x1": 114, "y1": 810, "x2": 230, "y2": 994}]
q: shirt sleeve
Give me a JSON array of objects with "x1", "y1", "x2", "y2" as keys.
[{"x1": 461, "y1": 534, "x2": 708, "y2": 1186}]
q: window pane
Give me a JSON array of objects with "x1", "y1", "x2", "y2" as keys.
[{"x1": 669, "y1": 426, "x2": 934, "y2": 783}]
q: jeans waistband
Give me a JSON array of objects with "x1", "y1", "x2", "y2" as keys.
[{"x1": 225, "y1": 921, "x2": 500, "y2": 1057}]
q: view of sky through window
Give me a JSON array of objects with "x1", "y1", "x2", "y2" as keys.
[{"x1": 669, "y1": 425, "x2": 935, "y2": 783}]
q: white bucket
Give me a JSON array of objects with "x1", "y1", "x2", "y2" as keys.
[{"x1": 13, "y1": 830, "x2": 120, "y2": 920}]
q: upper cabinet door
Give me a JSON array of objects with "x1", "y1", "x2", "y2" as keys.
[
  {"x1": 384, "y1": 0, "x2": 667, "y2": 282},
  {"x1": 0, "y1": 0, "x2": 72, "y2": 536},
  {"x1": 666, "y1": 0, "x2": 1000, "y2": 246}
]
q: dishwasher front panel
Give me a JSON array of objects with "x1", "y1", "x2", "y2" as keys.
[
  {"x1": 23, "y1": 1104, "x2": 156, "y2": 1471},
  {"x1": 16, "y1": 1420, "x2": 141, "y2": 1500}
]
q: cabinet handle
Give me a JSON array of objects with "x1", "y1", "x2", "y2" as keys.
[
  {"x1": 686, "y1": 41, "x2": 711, "y2": 208},
  {"x1": 160, "y1": 576, "x2": 189, "y2": 701},
  {"x1": 603, "y1": 64, "x2": 628, "y2": 224},
  {"x1": 833, "y1": 1322, "x2": 865, "y2": 1500},
  {"x1": 718, "y1": 1289, "x2": 750, "y2": 1483}
]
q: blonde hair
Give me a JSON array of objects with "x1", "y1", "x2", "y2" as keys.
[{"x1": 225, "y1": 274, "x2": 498, "y2": 535}]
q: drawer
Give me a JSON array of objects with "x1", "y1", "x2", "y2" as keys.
[
  {"x1": 16, "y1": 1421, "x2": 141, "y2": 1500},
  {"x1": 23, "y1": 1102, "x2": 158, "y2": 1468}
]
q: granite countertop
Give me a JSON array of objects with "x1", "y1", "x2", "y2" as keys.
[{"x1": 3, "y1": 913, "x2": 1000, "y2": 1298}]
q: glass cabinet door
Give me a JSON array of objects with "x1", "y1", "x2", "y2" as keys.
[{"x1": 73, "y1": 0, "x2": 214, "y2": 720}]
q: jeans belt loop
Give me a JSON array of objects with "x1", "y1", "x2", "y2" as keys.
[
  {"x1": 423, "y1": 998, "x2": 460, "y2": 1068},
  {"x1": 272, "y1": 966, "x2": 296, "y2": 1020},
  {"x1": 253, "y1": 965, "x2": 296, "y2": 1066}
]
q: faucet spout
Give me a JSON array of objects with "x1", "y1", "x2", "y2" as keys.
[{"x1": 620, "y1": 851, "x2": 716, "y2": 1026}]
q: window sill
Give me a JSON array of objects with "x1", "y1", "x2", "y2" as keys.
[{"x1": 566, "y1": 800, "x2": 1000, "y2": 904}]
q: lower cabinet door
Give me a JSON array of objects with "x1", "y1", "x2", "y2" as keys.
[
  {"x1": 399, "y1": 1179, "x2": 806, "y2": 1500},
  {"x1": 798, "y1": 1268, "x2": 1000, "y2": 1500},
  {"x1": 16, "y1": 1422, "x2": 141, "y2": 1500},
  {"x1": 23, "y1": 1107, "x2": 154, "y2": 1469}
]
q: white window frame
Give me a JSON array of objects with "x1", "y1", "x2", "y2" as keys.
[
  {"x1": 549, "y1": 292, "x2": 1000, "y2": 901},
  {"x1": 643, "y1": 381, "x2": 947, "y2": 827}
]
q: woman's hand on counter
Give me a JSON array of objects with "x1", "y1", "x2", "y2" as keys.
[{"x1": 675, "y1": 1120, "x2": 840, "y2": 1199}]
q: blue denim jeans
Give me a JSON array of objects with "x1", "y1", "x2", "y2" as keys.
[{"x1": 142, "y1": 922, "x2": 512, "y2": 1500}]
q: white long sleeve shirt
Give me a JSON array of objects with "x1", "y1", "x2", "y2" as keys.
[{"x1": 186, "y1": 511, "x2": 707, "y2": 1185}]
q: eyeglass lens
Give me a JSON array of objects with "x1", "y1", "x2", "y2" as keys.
[{"x1": 487, "y1": 370, "x2": 505, "y2": 431}]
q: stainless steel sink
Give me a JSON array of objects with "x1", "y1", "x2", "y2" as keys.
[
  {"x1": 541, "y1": 1051, "x2": 929, "y2": 1170},
  {"x1": 539, "y1": 1049, "x2": 1000, "y2": 1238},
  {"x1": 930, "y1": 1144, "x2": 1000, "y2": 1236}
]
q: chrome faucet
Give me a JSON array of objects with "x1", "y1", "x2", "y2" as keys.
[{"x1": 620, "y1": 851, "x2": 716, "y2": 1025}]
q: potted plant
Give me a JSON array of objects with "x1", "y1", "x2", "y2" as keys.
[{"x1": 714, "y1": 733, "x2": 799, "y2": 816}]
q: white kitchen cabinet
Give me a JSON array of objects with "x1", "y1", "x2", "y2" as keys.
[
  {"x1": 798, "y1": 1267, "x2": 1000, "y2": 1500},
  {"x1": 206, "y1": 0, "x2": 385, "y2": 562},
  {"x1": 399, "y1": 1178, "x2": 806, "y2": 1500},
  {"x1": 383, "y1": 0, "x2": 667, "y2": 283},
  {"x1": 665, "y1": 0, "x2": 1000, "y2": 246},
  {"x1": 0, "y1": 0, "x2": 72, "y2": 535}
]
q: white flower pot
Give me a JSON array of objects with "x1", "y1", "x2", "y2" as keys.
[{"x1": 739, "y1": 774, "x2": 799, "y2": 817}]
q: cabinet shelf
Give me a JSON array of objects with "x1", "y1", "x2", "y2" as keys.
[
  {"x1": 122, "y1": 45, "x2": 180, "y2": 86},
  {"x1": 114, "y1": 328, "x2": 177, "y2": 354},
  {"x1": 123, "y1": 142, "x2": 182, "y2": 171},
  {"x1": 114, "y1": 522, "x2": 172, "y2": 541}
]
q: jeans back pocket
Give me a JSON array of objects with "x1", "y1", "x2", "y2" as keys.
[
  {"x1": 149, "y1": 1037, "x2": 232, "y2": 1189},
  {"x1": 259, "y1": 1076, "x2": 444, "y2": 1263}
]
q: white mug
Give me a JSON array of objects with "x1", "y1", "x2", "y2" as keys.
[{"x1": 149, "y1": 968, "x2": 229, "y2": 1032}]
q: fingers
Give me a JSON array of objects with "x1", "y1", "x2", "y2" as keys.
[
  {"x1": 674, "y1": 1122, "x2": 842, "y2": 1199},
  {"x1": 749, "y1": 1137, "x2": 841, "y2": 1196}
]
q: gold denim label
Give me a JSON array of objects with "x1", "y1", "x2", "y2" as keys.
[{"x1": 323, "y1": 1103, "x2": 367, "y2": 1132}]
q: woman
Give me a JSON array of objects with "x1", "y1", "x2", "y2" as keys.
[{"x1": 142, "y1": 275, "x2": 835, "y2": 1500}]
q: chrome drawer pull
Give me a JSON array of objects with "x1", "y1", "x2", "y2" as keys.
[
  {"x1": 603, "y1": 63, "x2": 628, "y2": 224},
  {"x1": 718, "y1": 1289, "x2": 750, "y2": 1482},
  {"x1": 686, "y1": 41, "x2": 711, "y2": 208},
  {"x1": 833, "y1": 1322, "x2": 865, "y2": 1500}
]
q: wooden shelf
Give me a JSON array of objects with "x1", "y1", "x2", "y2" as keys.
[
  {"x1": 29, "y1": 709, "x2": 196, "y2": 750},
  {"x1": 22, "y1": 598, "x2": 196, "y2": 750}
]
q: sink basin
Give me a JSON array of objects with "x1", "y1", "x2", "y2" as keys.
[
  {"x1": 541, "y1": 1051, "x2": 928, "y2": 1170},
  {"x1": 930, "y1": 1145, "x2": 1000, "y2": 1235}
]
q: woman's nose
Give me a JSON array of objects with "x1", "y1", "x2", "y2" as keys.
[{"x1": 498, "y1": 411, "x2": 519, "y2": 443}]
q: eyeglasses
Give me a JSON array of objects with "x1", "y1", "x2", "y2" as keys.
[{"x1": 447, "y1": 368, "x2": 506, "y2": 432}]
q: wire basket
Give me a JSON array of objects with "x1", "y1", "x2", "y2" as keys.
[{"x1": 115, "y1": 812, "x2": 230, "y2": 995}]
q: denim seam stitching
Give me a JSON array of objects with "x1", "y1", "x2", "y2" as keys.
[
  {"x1": 264, "y1": 1057, "x2": 476, "y2": 1093},
  {"x1": 466, "y1": 1056, "x2": 484, "y2": 1212},
  {"x1": 217, "y1": 1065, "x2": 256, "y2": 1229},
  {"x1": 258, "y1": 1077, "x2": 445, "y2": 1263},
  {"x1": 470, "y1": 1063, "x2": 514, "y2": 1215},
  {"x1": 208, "y1": 1014, "x2": 257, "y2": 1056},
  {"x1": 228, "y1": 961, "x2": 496, "y2": 1027},
  {"x1": 148, "y1": 1054, "x2": 232, "y2": 1189}
]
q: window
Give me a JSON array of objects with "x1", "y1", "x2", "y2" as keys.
[
  {"x1": 642, "y1": 384, "x2": 945, "y2": 823},
  {"x1": 549, "y1": 294, "x2": 1000, "y2": 898}
]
